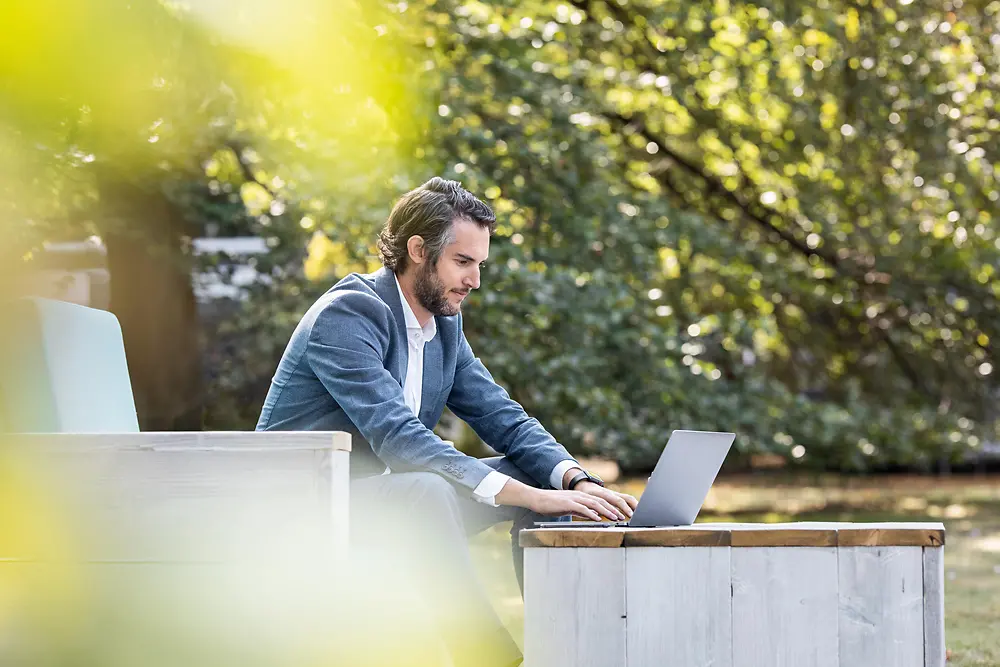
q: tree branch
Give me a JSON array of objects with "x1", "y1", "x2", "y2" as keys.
[
  {"x1": 225, "y1": 140, "x2": 278, "y2": 199},
  {"x1": 611, "y1": 108, "x2": 841, "y2": 269}
]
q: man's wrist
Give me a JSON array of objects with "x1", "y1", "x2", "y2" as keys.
[
  {"x1": 495, "y1": 477, "x2": 539, "y2": 508},
  {"x1": 561, "y1": 466, "x2": 584, "y2": 490}
]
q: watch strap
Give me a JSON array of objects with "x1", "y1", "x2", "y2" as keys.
[{"x1": 567, "y1": 470, "x2": 604, "y2": 490}]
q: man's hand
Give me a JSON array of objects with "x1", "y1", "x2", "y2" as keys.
[
  {"x1": 559, "y1": 466, "x2": 639, "y2": 521},
  {"x1": 525, "y1": 488, "x2": 628, "y2": 521},
  {"x1": 573, "y1": 481, "x2": 638, "y2": 521},
  {"x1": 494, "y1": 478, "x2": 638, "y2": 521}
]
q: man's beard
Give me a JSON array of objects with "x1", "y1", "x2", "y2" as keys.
[{"x1": 414, "y1": 261, "x2": 461, "y2": 317}]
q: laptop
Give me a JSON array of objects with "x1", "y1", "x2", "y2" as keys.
[{"x1": 534, "y1": 430, "x2": 735, "y2": 528}]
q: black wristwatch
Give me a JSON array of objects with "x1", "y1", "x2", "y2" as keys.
[{"x1": 567, "y1": 469, "x2": 604, "y2": 490}]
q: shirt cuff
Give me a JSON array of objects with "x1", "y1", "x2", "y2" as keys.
[
  {"x1": 472, "y1": 471, "x2": 511, "y2": 507},
  {"x1": 550, "y1": 459, "x2": 581, "y2": 490}
]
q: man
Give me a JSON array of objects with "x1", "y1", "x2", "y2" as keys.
[{"x1": 257, "y1": 177, "x2": 637, "y2": 667}]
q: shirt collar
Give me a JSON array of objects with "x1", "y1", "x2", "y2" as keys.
[{"x1": 394, "y1": 272, "x2": 437, "y2": 342}]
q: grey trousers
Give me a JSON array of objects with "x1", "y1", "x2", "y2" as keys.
[{"x1": 349, "y1": 456, "x2": 563, "y2": 667}]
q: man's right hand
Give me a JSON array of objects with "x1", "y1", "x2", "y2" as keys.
[{"x1": 495, "y1": 479, "x2": 626, "y2": 522}]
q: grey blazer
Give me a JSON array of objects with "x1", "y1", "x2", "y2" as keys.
[{"x1": 256, "y1": 267, "x2": 574, "y2": 493}]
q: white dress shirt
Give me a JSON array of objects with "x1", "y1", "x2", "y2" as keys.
[{"x1": 391, "y1": 277, "x2": 578, "y2": 505}]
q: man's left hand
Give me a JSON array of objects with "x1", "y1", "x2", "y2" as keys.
[{"x1": 574, "y1": 481, "x2": 638, "y2": 521}]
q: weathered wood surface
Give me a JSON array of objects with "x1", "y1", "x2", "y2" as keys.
[
  {"x1": 523, "y1": 522, "x2": 946, "y2": 667},
  {"x1": 731, "y1": 546, "x2": 840, "y2": 667},
  {"x1": 520, "y1": 522, "x2": 945, "y2": 548},
  {"x1": 923, "y1": 546, "x2": 947, "y2": 667},
  {"x1": 838, "y1": 525, "x2": 945, "y2": 547},
  {"x1": 837, "y1": 546, "x2": 924, "y2": 667},
  {"x1": 11, "y1": 431, "x2": 352, "y2": 452},
  {"x1": 523, "y1": 547, "x2": 625, "y2": 667},
  {"x1": 626, "y1": 546, "x2": 732, "y2": 667},
  {"x1": 320, "y1": 448, "x2": 351, "y2": 553},
  {"x1": 729, "y1": 526, "x2": 837, "y2": 547},
  {"x1": 519, "y1": 528, "x2": 627, "y2": 548},
  {"x1": 1, "y1": 431, "x2": 352, "y2": 562},
  {"x1": 624, "y1": 527, "x2": 730, "y2": 547}
]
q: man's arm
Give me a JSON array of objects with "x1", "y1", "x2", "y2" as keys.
[
  {"x1": 306, "y1": 291, "x2": 496, "y2": 492},
  {"x1": 445, "y1": 321, "x2": 579, "y2": 490},
  {"x1": 446, "y1": 320, "x2": 640, "y2": 520}
]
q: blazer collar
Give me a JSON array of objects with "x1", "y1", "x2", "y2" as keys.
[{"x1": 372, "y1": 268, "x2": 404, "y2": 322}]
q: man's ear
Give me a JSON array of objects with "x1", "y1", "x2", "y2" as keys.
[{"x1": 406, "y1": 235, "x2": 426, "y2": 265}]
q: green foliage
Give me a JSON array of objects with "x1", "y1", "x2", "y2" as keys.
[
  {"x1": 4, "y1": 0, "x2": 997, "y2": 469},
  {"x1": 1, "y1": 0, "x2": 423, "y2": 427},
  {"x1": 402, "y1": 0, "x2": 998, "y2": 470},
  {"x1": 202, "y1": 0, "x2": 1000, "y2": 470}
]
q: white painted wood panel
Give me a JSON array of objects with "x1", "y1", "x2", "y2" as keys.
[
  {"x1": 625, "y1": 546, "x2": 732, "y2": 667},
  {"x1": 16, "y1": 431, "x2": 352, "y2": 452},
  {"x1": 67, "y1": 449, "x2": 330, "y2": 562},
  {"x1": 6, "y1": 432, "x2": 352, "y2": 563},
  {"x1": 922, "y1": 547, "x2": 946, "y2": 667},
  {"x1": 838, "y1": 546, "x2": 924, "y2": 667},
  {"x1": 732, "y1": 546, "x2": 839, "y2": 667},
  {"x1": 523, "y1": 547, "x2": 626, "y2": 667},
  {"x1": 319, "y1": 449, "x2": 351, "y2": 558}
]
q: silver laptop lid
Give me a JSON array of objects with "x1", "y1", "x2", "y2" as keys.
[{"x1": 628, "y1": 430, "x2": 735, "y2": 528}]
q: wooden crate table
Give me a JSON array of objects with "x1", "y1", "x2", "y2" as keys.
[{"x1": 520, "y1": 522, "x2": 945, "y2": 667}]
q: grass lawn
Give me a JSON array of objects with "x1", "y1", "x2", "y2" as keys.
[{"x1": 470, "y1": 473, "x2": 1000, "y2": 666}]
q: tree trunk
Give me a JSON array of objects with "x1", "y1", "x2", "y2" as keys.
[{"x1": 100, "y1": 179, "x2": 204, "y2": 431}]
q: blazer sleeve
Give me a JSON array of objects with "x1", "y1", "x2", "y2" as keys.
[
  {"x1": 306, "y1": 291, "x2": 496, "y2": 492},
  {"x1": 445, "y1": 319, "x2": 575, "y2": 489}
]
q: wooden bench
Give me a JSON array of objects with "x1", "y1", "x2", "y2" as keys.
[
  {"x1": 520, "y1": 522, "x2": 945, "y2": 667},
  {"x1": 1, "y1": 298, "x2": 353, "y2": 561},
  {"x1": 0, "y1": 429, "x2": 357, "y2": 665},
  {"x1": 4, "y1": 431, "x2": 351, "y2": 563}
]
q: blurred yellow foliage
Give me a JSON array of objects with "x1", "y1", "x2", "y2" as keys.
[
  {"x1": 0, "y1": 0, "x2": 418, "y2": 228},
  {"x1": 0, "y1": 444, "x2": 88, "y2": 641},
  {"x1": 304, "y1": 233, "x2": 380, "y2": 282},
  {"x1": 845, "y1": 8, "x2": 860, "y2": 43},
  {"x1": 659, "y1": 247, "x2": 681, "y2": 279}
]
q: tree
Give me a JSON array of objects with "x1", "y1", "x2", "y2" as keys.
[
  {"x1": 394, "y1": 0, "x2": 998, "y2": 470},
  {"x1": 6, "y1": 0, "x2": 995, "y2": 471},
  {"x1": 1, "y1": 0, "x2": 422, "y2": 429}
]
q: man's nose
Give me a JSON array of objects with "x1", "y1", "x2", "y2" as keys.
[{"x1": 465, "y1": 268, "x2": 480, "y2": 290}]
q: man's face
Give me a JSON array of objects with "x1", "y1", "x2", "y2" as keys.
[{"x1": 414, "y1": 218, "x2": 490, "y2": 317}]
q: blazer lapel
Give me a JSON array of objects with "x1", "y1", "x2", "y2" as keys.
[
  {"x1": 371, "y1": 268, "x2": 408, "y2": 384},
  {"x1": 419, "y1": 334, "x2": 444, "y2": 423}
]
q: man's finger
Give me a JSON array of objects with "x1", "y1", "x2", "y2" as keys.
[
  {"x1": 587, "y1": 487, "x2": 632, "y2": 519},
  {"x1": 572, "y1": 502, "x2": 600, "y2": 521},
  {"x1": 570, "y1": 501, "x2": 598, "y2": 521},
  {"x1": 601, "y1": 490, "x2": 633, "y2": 518},
  {"x1": 611, "y1": 491, "x2": 639, "y2": 510},
  {"x1": 590, "y1": 496, "x2": 621, "y2": 521},
  {"x1": 581, "y1": 494, "x2": 624, "y2": 521}
]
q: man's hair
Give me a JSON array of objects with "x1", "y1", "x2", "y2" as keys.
[{"x1": 377, "y1": 177, "x2": 496, "y2": 273}]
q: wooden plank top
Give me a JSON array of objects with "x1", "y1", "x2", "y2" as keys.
[
  {"x1": 837, "y1": 524, "x2": 945, "y2": 547},
  {"x1": 519, "y1": 522, "x2": 945, "y2": 548}
]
